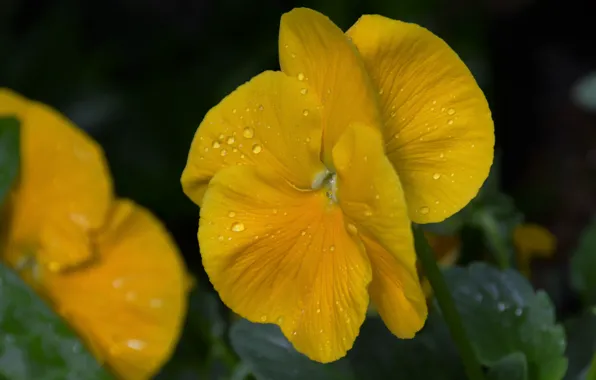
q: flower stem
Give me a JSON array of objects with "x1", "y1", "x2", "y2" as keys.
[
  {"x1": 476, "y1": 211, "x2": 510, "y2": 270},
  {"x1": 413, "y1": 226, "x2": 485, "y2": 380}
]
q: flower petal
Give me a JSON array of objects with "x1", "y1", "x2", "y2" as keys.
[
  {"x1": 279, "y1": 8, "x2": 382, "y2": 167},
  {"x1": 347, "y1": 16, "x2": 494, "y2": 223},
  {"x1": 199, "y1": 165, "x2": 371, "y2": 363},
  {"x1": 332, "y1": 123, "x2": 427, "y2": 338},
  {"x1": 0, "y1": 89, "x2": 112, "y2": 270},
  {"x1": 181, "y1": 71, "x2": 325, "y2": 207},
  {"x1": 44, "y1": 200, "x2": 189, "y2": 380}
]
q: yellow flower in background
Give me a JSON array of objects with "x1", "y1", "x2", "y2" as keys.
[
  {"x1": 513, "y1": 223, "x2": 556, "y2": 277},
  {"x1": 0, "y1": 89, "x2": 189, "y2": 380},
  {"x1": 182, "y1": 8, "x2": 493, "y2": 362}
]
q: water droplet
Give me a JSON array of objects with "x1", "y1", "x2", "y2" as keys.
[
  {"x1": 203, "y1": 147, "x2": 209, "y2": 153},
  {"x1": 220, "y1": 149, "x2": 228, "y2": 156},
  {"x1": 432, "y1": 100, "x2": 437, "y2": 105},
  {"x1": 127, "y1": 339, "x2": 147, "y2": 351},
  {"x1": 277, "y1": 316, "x2": 284, "y2": 324},
  {"x1": 435, "y1": 200, "x2": 440, "y2": 205},
  {"x1": 432, "y1": 173, "x2": 441, "y2": 180},
  {"x1": 394, "y1": 133, "x2": 400, "y2": 139},
  {"x1": 379, "y1": 88, "x2": 384, "y2": 95},
  {"x1": 390, "y1": 111, "x2": 396, "y2": 118},
  {"x1": 447, "y1": 108, "x2": 456, "y2": 115},
  {"x1": 218, "y1": 235, "x2": 224, "y2": 241},
  {"x1": 231, "y1": 222, "x2": 245, "y2": 232},
  {"x1": 375, "y1": 194, "x2": 380, "y2": 200},
  {"x1": 228, "y1": 211, "x2": 236, "y2": 218},
  {"x1": 212, "y1": 141, "x2": 221, "y2": 148},
  {"x1": 297, "y1": 72, "x2": 305, "y2": 81},
  {"x1": 219, "y1": 134, "x2": 225, "y2": 140},
  {"x1": 319, "y1": 329, "x2": 324, "y2": 333},
  {"x1": 252, "y1": 144, "x2": 262, "y2": 154},
  {"x1": 232, "y1": 108, "x2": 237, "y2": 114},
  {"x1": 292, "y1": 331, "x2": 297, "y2": 336},
  {"x1": 364, "y1": 209, "x2": 373, "y2": 217},
  {"x1": 330, "y1": 245, "x2": 335, "y2": 251},
  {"x1": 302, "y1": 109, "x2": 309, "y2": 116},
  {"x1": 419, "y1": 206, "x2": 430, "y2": 215},
  {"x1": 227, "y1": 136, "x2": 235, "y2": 144},
  {"x1": 260, "y1": 315, "x2": 267, "y2": 322},
  {"x1": 514, "y1": 308, "x2": 523, "y2": 316},
  {"x1": 316, "y1": 308, "x2": 321, "y2": 313},
  {"x1": 243, "y1": 127, "x2": 254, "y2": 138},
  {"x1": 497, "y1": 302, "x2": 506, "y2": 312},
  {"x1": 305, "y1": 137, "x2": 311, "y2": 143},
  {"x1": 300, "y1": 88, "x2": 308, "y2": 95},
  {"x1": 347, "y1": 223, "x2": 358, "y2": 235},
  {"x1": 447, "y1": 119, "x2": 454, "y2": 125},
  {"x1": 439, "y1": 152, "x2": 445, "y2": 158},
  {"x1": 300, "y1": 230, "x2": 307, "y2": 236},
  {"x1": 258, "y1": 104, "x2": 264, "y2": 111}
]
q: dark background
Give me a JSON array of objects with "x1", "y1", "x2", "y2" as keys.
[{"x1": 1, "y1": 0, "x2": 596, "y2": 373}]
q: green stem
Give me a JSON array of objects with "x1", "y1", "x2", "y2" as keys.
[
  {"x1": 413, "y1": 226, "x2": 486, "y2": 380},
  {"x1": 476, "y1": 211, "x2": 510, "y2": 270}
]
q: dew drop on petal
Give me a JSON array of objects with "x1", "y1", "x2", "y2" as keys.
[
  {"x1": 243, "y1": 127, "x2": 254, "y2": 139},
  {"x1": 432, "y1": 173, "x2": 441, "y2": 180},
  {"x1": 212, "y1": 141, "x2": 221, "y2": 149},
  {"x1": 252, "y1": 144, "x2": 262, "y2": 154},
  {"x1": 439, "y1": 152, "x2": 445, "y2": 159},
  {"x1": 260, "y1": 315, "x2": 267, "y2": 322},
  {"x1": 258, "y1": 104, "x2": 264, "y2": 111},
  {"x1": 419, "y1": 206, "x2": 430, "y2": 215},
  {"x1": 297, "y1": 72, "x2": 305, "y2": 81},
  {"x1": 316, "y1": 308, "x2": 321, "y2": 313},
  {"x1": 300, "y1": 88, "x2": 308, "y2": 95},
  {"x1": 217, "y1": 235, "x2": 224, "y2": 241},
  {"x1": 231, "y1": 222, "x2": 245, "y2": 232},
  {"x1": 447, "y1": 108, "x2": 456, "y2": 115},
  {"x1": 220, "y1": 149, "x2": 228, "y2": 156},
  {"x1": 329, "y1": 245, "x2": 335, "y2": 251},
  {"x1": 227, "y1": 136, "x2": 235, "y2": 144},
  {"x1": 302, "y1": 109, "x2": 309, "y2": 116},
  {"x1": 347, "y1": 223, "x2": 358, "y2": 235},
  {"x1": 232, "y1": 108, "x2": 237, "y2": 114},
  {"x1": 228, "y1": 211, "x2": 236, "y2": 218},
  {"x1": 447, "y1": 119, "x2": 454, "y2": 125},
  {"x1": 300, "y1": 230, "x2": 307, "y2": 236},
  {"x1": 379, "y1": 88, "x2": 384, "y2": 95}
]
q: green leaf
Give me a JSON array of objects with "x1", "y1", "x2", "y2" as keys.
[
  {"x1": 443, "y1": 263, "x2": 567, "y2": 380},
  {"x1": 564, "y1": 309, "x2": 596, "y2": 380},
  {"x1": 571, "y1": 219, "x2": 596, "y2": 305},
  {"x1": 348, "y1": 312, "x2": 465, "y2": 379},
  {"x1": 0, "y1": 263, "x2": 112, "y2": 380},
  {"x1": 229, "y1": 319, "x2": 354, "y2": 380},
  {"x1": 0, "y1": 116, "x2": 19, "y2": 205},
  {"x1": 487, "y1": 352, "x2": 528, "y2": 380}
]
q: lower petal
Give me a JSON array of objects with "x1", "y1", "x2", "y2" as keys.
[
  {"x1": 363, "y1": 235, "x2": 428, "y2": 337},
  {"x1": 199, "y1": 165, "x2": 371, "y2": 363},
  {"x1": 43, "y1": 200, "x2": 189, "y2": 380},
  {"x1": 332, "y1": 123, "x2": 427, "y2": 337}
]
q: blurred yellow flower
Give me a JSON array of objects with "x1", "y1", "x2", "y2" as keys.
[
  {"x1": 0, "y1": 89, "x2": 189, "y2": 380},
  {"x1": 513, "y1": 223, "x2": 556, "y2": 276},
  {"x1": 182, "y1": 8, "x2": 493, "y2": 362}
]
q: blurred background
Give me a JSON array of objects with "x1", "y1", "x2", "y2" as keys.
[{"x1": 1, "y1": 0, "x2": 596, "y2": 378}]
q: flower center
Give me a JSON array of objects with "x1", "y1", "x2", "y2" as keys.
[{"x1": 312, "y1": 170, "x2": 337, "y2": 203}]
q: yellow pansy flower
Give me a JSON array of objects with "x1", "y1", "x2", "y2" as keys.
[
  {"x1": 513, "y1": 223, "x2": 556, "y2": 277},
  {"x1": 0, "y1": 89, "x2": 189, "y2": 380},
  {"x1": 182, "y1": 8, "x2": 493, "y2": 362}
]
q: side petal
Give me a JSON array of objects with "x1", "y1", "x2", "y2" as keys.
[
  {"x1": 347, "y1": 16, "x2": 494, "y2": 223},
  {"x1": 199, "y1": 165, "x2": 371, "y2": 363},
  {"x1": 44, "y1": 200, "x2": 189, "y2": 380},
  {"x1": 332, "y1": 123, "x2": 427, "y2": 338},
  {"x1": 0, "y1": 89, "x2": 113, "y2": 270},
  {"x1": 279, "y1": 8, "x2": 382, "y2": 167},
  {"x1": 181, "y1": 71, "x2": 325, "y2": 207}
]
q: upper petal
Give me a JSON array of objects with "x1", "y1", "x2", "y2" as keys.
[
  {"x1": 181, "y1": 71, "x2": 325, "y2": 207},
  {"x1": 332, "y1": 123, "x2": 427, "y2": 338},
  {"x1": 279, "y1": 8, "x2": 382, "y2": 167},
  {"x1": 199, "y1": 164, "x2": 371, "y2": 363},
  {"x1": 0, "y1": 89, "x2": 113, "y2": 270},
  {"x1": 347, "y1": 16, "x2": 494, "y2": 223},
  {"x1": 44, "y1": 200, "x2": 189, "y2": 380}
]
